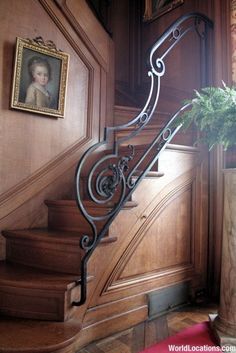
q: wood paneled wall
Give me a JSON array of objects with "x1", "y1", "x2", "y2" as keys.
[{"x1": 0, "y1": 0, "x2": 114, "y2": 259}]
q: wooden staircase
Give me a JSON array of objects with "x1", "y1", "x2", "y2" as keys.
[
  {"x1": 0, "y1": 9, "x2": 213, "y2": 350},
  {"x1": 0, "y1": 198, "x2": 136, "y2": 353},
  {"x1": 0, "y1": 140, "x2": 209, "y2": 352}
]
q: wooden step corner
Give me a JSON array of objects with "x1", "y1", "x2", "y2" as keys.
[
  {"x1": 0, "y1": 261, "x2": 93, "y2": 322},
  {"x1": 0, "y1": 316, "x2": 81, "y2": 353},
  {"x1": 2, "y1": 228, "x2": 84, "y2": 275}
]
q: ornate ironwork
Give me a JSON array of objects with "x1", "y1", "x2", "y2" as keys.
[{"x1": 73, "y1": 13, "x2": 213, "y2": 306}]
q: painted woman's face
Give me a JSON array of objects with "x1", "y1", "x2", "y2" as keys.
[{"x1": 32, "y1": 65, "x2": 49, "y2": 86}]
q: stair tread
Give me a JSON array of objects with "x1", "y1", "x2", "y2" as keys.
[
  {"x1": 3, "y1": 228, "x2": 82, "y2": 245},
  {"x1": 0, "y1": 262, "x2": 80, "y2": 290},
  {"x1": 3, "y1": 227, "x2": 118, "y2": 245},
  {"x1": 45, "y1": 199, "x2": 138, "y2": 209},
  {"x1": 0, "y1": 316, "x2": 81, "y2": 353}
]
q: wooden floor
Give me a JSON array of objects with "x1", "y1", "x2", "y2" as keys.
[{"x1": 78, "y1": 303, "x2": 218, "y2": 353}]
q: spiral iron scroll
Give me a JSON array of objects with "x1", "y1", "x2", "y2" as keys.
[{"x1": 73, "y1": 13, "x2": 213, "y2": 306}]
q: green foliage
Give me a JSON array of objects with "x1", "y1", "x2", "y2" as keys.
[{"x1": 177, "y1": 84, "x2": 236, "y2": 150}]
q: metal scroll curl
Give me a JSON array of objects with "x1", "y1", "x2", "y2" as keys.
[
  {"x1": 75, "y1": 144, "x2": 135, "y2": 252},
  {"x1": 73, "y1": 12, "x2": 213, "y2": 306}
]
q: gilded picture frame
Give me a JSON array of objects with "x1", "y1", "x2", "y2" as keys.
[
  {"x1": 11, "y1": 37, "x2": 69, "y2": 118},
  {"x1": 143, "y1": 0, "x2": 184, "y2": 22}
]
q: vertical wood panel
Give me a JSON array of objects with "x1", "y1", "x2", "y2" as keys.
[{"x1": 208, "y1": 0, "x2": 232, "y2": 299}]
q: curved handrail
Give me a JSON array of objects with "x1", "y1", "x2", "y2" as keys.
[{"x1": 73, "y1": 12, "x2": 213, "y2": 306}]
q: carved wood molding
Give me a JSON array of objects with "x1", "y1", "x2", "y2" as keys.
[
  {"x1": 54, "y1": 0, "x2": 110, "y2": 70},
  {"x1": 105, "y1": 265, "x2": 195, "y2": 293}
]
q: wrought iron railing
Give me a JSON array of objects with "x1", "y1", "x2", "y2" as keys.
[{"x1": 73, "y1": 13, "x2": 213, "y2": 306}]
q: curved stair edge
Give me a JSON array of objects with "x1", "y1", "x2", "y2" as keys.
[{"x1": 0, "y1": 317, "x2": 82, "y2": 353}]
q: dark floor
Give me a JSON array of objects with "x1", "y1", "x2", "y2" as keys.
[{"x1": 78, "y1": 303, "x2": 218, "y2": 353}]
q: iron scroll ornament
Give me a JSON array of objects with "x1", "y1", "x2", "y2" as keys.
[{"x1": 73, "y1": 13, "x2": 213, "y2": 306}]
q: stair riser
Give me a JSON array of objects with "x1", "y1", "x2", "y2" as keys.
[
  {"x1": 0, "y1": 284, "x2": 79, "y2": 321},
  {"x1": 6, "y1": 239, "x2": 84, "y2": 275},
  {"x1": 47, "y1": 206, "x2": 106, "y2": 233},
  {"x1": 0, "y1": 286, "x2": 66, "y2": 321},
  {"x1": 48, "y1": 209, "x2": 92, "y2": 232},
  {"x1": 46, "y1": 200, "x2": 136, "y2": 234}
]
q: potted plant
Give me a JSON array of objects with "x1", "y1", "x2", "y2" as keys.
[
  {"x1": 178, "y1": 83, "x2": 236, "y2": 347},
  {"x1": 178, "y1": 83, "x2": 236, "y2": 150}
]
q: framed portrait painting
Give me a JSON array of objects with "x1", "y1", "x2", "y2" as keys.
[
  {"x1": 144, "y1": 0, "x2": 184, "y2": 22},
  {"x1": 11, "y1": 37, "x2": 69, "y2": 118}
]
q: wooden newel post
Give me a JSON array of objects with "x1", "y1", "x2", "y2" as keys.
[{"x1": 212, "y1": 169, "x2": 236, "y2": 347}]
